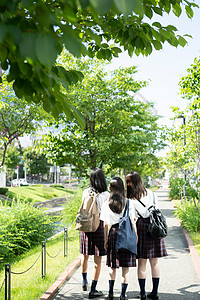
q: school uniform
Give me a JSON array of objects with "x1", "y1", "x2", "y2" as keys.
[
  {"x1": 100, "y1": 199, "x2": 137, "y2": 268},
  {"x1": 80, "y1": 188, "x2": 109, "y2": 256},
  {"x1": 133, "y1": 189, "x2": 167, "y2": 259}
]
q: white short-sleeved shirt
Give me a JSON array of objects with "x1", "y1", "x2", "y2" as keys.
[
  {"x1": 100, "y1": 198, "x2": 137, "y2": 226},
  {"x1": 132, "y1": 189, "x2": 159, "y2": 218},
  {"x1": 82, "y1": 188, "x2": 109, "y2": 213}
]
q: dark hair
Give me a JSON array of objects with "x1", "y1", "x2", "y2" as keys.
[
  {"x1": 126, "y1": 171, "x2": 147, "y2": 200},
  {"x1": 90, "y1": 168, "x2": 107, "y2": 193},
  {"x1": 109, "y1": 192, "x2": 126, "y2": 214},
  {"x1": 109, "y1": 177, "x2": 125, "y2": 197}
]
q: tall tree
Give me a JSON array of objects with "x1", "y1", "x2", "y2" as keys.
[
  {"x1": 23, "y1": 147, "x2": 49, "y2": 182},
  {"x1": 0, "y1": 77, "x2": 48, "y2": 166},
  {"x1": 39, "y1": 56, "x2": 165, "y2": 176},
  {"x1": 0, "y1": 0, "x2": 198, "y2": 122}
]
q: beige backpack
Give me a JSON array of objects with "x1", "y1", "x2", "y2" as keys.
[{"x1": 75, "y1": 189, "x2": 100, "y2": 232}]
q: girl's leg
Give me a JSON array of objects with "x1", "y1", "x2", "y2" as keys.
[
  {"x1": 149, "y1": 258, "x2": 160, "y2": 297},
  {"x1": 93, "y1": 255, "x2": 102, "y2": 281},
  {"x1": 81, "y1": 254, "x2": 89, "y2": 290},
  {"x1": 108, "y1": 268, "x2": 116, "y2": 298},
  {"x1": 89, "y1": 256, "x2": 103, "y2": 297},
  {"x1": 138, "y1": 258, "x2": 147, "y2": 297},
  {"x1": 120, "y1": 267, "x2": 129, "y2": 299}
]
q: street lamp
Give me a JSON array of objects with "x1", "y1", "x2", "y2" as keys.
[{"x1": 177, "y1": 115, "x2": 186, "y2": 199}]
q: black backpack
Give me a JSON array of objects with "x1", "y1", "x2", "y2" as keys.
[{"x1": 137, "y1": 192, "x2": 168, "y2": 239}]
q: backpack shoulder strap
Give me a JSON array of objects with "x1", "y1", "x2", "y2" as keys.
[
  {"x1": 137, "y1": 198, "x2": 146, "y2": 207},
  {"x1": 122, "y1": 199, "x2": 129, "y2": 217}
]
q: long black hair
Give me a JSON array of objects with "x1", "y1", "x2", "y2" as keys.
[
  {"x1": 126, "y1": 171, "x2": 147, "y2": 200},
  {"x1": 109, "y1": 177, "x2": 125, "y2": 197},
  {"x1": 109, "y1": 192, "x2": 126, "y2": 214},
  {"x1": 109, "y1": 177, "x2": 126, "y2": 214},
  {"x1": 90, "y1": 168, "x2": 107, "y2": 193}
]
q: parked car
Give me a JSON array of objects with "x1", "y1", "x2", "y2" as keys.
[{"x1": 11, "y1": 178, "x2": 29, "y2": 187}]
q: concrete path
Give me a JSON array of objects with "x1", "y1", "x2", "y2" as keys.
[{"x1": 51, "y1": 188, "x2": 200, "y2": 299}]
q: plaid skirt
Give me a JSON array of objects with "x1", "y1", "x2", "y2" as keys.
[
  {"x1": 80, "y1": 220, "x2": 106, "y2": 256},
  {"x1": 107, "y1": 224, "x2": 136, "y2": 268},
  {"x1": 136, "y1": 217, "x2": 168, "y2": 259}
]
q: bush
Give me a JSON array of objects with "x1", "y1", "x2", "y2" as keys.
[
  {"x1": 169, "y1": 178, "x2": 184, "y2": 199},
  {"x1": 61, "y1": 188, "x2": 83, "y2": 226},
  {"x1": 50, "y1": 184, "x2": 64, "y2": 188},
  {"x1": 0, "y1": 201, "x2": 56, "y2": 263},
  {"x1": 174, "y1": 200, "x2": 200, "y2": 232},
  {"x1": 0, "y1": 187, "x2": 8, "y2": 195}
]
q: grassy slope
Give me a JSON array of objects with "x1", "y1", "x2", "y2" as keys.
[
  {"x1": 7, "y1": 185, "x2": 75, "y2": 203},
  {"x1": 189, "y1": 231, "x2": 200, "y2": 257},
  {"x1": 172, "y1": 200, "x2": 200, "y2": 257},
  {"x1": 0, "y1": 227, "x2": 80, "y2": 300}
]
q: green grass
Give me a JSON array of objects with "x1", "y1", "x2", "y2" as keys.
[
  {"x1": 150, "y1": 186, "x2": 159, "y2": 191},
  {"x1": 189, "y1": 231, "x2": 200, "y2": 257},
  {"x1": 172, "y1": 199, "x2": 200, "y2": 257},
  {"x1": 7, "y1": 185, "x2": 75, "y2": 203},
  {"x1": 0, "y1": 226, "x2": 80, "y2": 300}
]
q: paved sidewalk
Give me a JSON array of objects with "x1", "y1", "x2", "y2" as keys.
[{"x1": 51, "y1": 188, "x2": 200, "y2": 300}]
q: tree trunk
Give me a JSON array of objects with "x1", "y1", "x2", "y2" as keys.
[{"x1": 0, "y1": 143, "x2": 8, "y2": 167}]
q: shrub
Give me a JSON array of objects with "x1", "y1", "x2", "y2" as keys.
[
  {"x1": 61, "y1": 188, "x2": 83, "y2": 226},
  {"x1": 50, "y1": 184, "x2": 64, "y2": 188},
  {"x1": 174, "y1": 200, "x2": 200, "y2": 232},
  {"x1": 169, "y1": 178, "x2": 184, "y2": 199},
  {"x1": 0, "y1": 187, "x2": 8, "y2": 195},
  {"x1": 0, "y1": 201, "x2": 56, "y2": 263}
]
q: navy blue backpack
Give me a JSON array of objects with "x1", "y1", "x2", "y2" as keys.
[{"x1": 115, "y1": 199, "x2": 137, "y2": 255}]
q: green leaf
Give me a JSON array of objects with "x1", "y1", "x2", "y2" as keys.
[
  {"x1": 159, "y1": 29, "x2": 172, "y2": 39},
  {"x1": 114, "y1": 0, "x2": 138, "y2": 16},
  {"x1": 151, "y1": 29, "x2": 162, "y2": 41},
  {"x1": 152, "y1": 40, "x2": 162, "y2": 50},
  {"x1": 0, "y1": 24, "x2": 7, "y2": 43},
  {"x1": 152, "y1": 22, "x2": 162, "y2": 29},
  {"x1": 20, "y1": 33, "x2": 37, "y2": 60},
  {"x1": 166, "y1": 25, "x2": 177, "y2": 32},
  {"x1": 79, "y1": 0, "x2": 89, "y2": 10},
  {"x1": 0, "y1": 45, "x2": 8, "y2": 62},
  {"x1": 90, "y1": 0, "x2": 113, "y2": 14},
  {"x1": 185, "y1": 5, "x2": 194, "y2": 19},
  {"x1": 152, "y1": 7, "x2": 163, "y2": 16},
  {"x1": 172, "y1": 3, "x2": 182, "y2": 17},
  {"x1": 71, "y1": 106, "x2": 85, "y2": 129},
  {"x1": 62, "y1": 29, "x2": 82, "y2": 57},
  {"x1": 35, "y1": 32, "x2": 58, "y2": 66},
  {"x1": 135, "y1": 37, "x2": 144, "y2": 50},
  {"x1": 144, "y1": 7, "x2": 153, "y2": 19},
  {"x1": 22, "y1": 0, "x2": 34, "y2": 8},
  {"x1": 178, "y1": 36, "x2": 187, "y2": 47}
]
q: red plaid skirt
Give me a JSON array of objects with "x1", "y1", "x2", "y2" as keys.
[
  {"x1": 136, "y1": 217, "x2": 168, "y2": 259},
  {"x1": 80, "y1": 221, "x2": 106, "y2": 256},
  {"x1": 106, "y1": 224, "x2": 137, "y2": 268}
]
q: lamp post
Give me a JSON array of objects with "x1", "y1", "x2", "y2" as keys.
[{"x1": 177, "y1": 115, "x2": 186, "y2": 199}]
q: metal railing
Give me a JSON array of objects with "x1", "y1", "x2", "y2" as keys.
[{"x1": 1, "y1": 226, "x2": 79, "y2": 300}]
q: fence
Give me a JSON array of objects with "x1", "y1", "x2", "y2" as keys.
[{"x1": 1, "y1": 226, "x2": 79, "y2": 300}]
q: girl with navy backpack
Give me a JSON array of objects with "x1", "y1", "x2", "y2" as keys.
[{"x1": 101, "y1": 177, "x2": 137, "y2": 300}]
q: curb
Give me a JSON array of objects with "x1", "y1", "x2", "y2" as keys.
[
  {"x1": 39, "y1": 254, "x2": 82, "y2": 300},
  {"x1": 171, "y1": 200, "x2": 200, "y2": 279}
]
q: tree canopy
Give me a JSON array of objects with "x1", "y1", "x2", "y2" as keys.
[
  {"x1": 165, "y1": 55, "x2": 200, "y2": 182},
  {"x1": 38, "y1": 55, "x2": 166, "y2": 176},
  {"x1": 0, "y1": 0, "x2": 198, "y2": 123},
  {"x1": 0, "y1": 77, "x2": 48, "y2": 166}
]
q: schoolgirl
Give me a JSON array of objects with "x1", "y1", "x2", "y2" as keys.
[
  {"x1": 101, "y1": 177, "x2": 137, "y2": 300},
  {"x1": 80, "y1": 168, "x2": 109, "y2": 299},
  {"x1": 126, "y1": 171, "x2": 167, "y2": 300}
]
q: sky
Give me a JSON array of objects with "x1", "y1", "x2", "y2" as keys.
[
  {"x1": 20, "y1": 5, "x2": 200, "y2": 147},
  {"x1": 109, "y1": 5, "x2": 200, "y2": 128}
]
